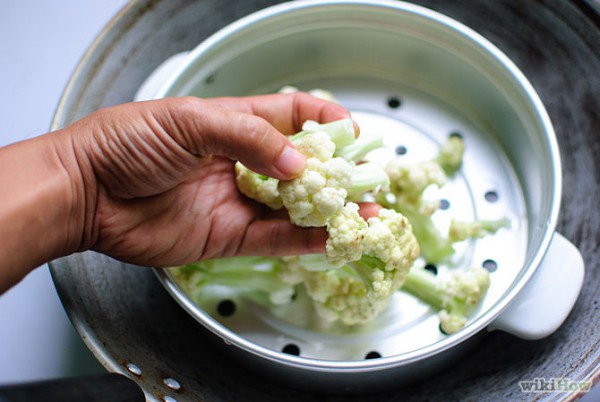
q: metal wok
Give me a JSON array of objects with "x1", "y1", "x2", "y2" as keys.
[{"x1": 49, "y1": 1, "x2": 600, "y2": 401}]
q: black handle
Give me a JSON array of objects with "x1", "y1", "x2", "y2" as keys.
[{"x1": 0, "y1": 373, "x2": 144, "y2": 402}]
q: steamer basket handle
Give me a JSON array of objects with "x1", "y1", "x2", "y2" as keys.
[{"x1": 487, "y1": 232, "x2": 584, "y2": 340}]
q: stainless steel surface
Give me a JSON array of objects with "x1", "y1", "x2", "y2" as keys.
[
  {"x1": 154, "y1": 0, "x2": 557, "y2": 389},
  {"x1": 158, "y1": 100, "x2": 529, "y2": 360},
  {"x1": 49, "y1": 0, "x2": 600, "y2": 401}
]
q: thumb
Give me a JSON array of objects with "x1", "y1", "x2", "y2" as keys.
[
  {"x1": 164, "y1": 97, "x2": 306, "y2": 180},
  {"x1": 222, "y1": 111, "x2": 307, "y2": 179}
]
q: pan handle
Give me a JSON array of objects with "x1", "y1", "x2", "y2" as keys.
[
  {"x1": 487, "y1": 232, "x2": 585, "y2": 340},
  {"x1": 0, "y1": 373, "x2": 145, "y2": 402}
]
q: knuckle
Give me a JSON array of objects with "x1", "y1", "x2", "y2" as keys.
[
  {"x1": 171, "y1": 96, "x2": 202, "y2": 116},
  {"x1": 239, "y1": 115, "x2": 278, "y2": 150}
]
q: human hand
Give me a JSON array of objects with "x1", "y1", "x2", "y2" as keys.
[{"x1": 61, "y1": 94, "x2": 367, "y2": 267}]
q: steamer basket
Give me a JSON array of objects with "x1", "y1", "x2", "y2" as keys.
[{"x1": 142, "y1": 0, "x2": 586, "y2": 393}]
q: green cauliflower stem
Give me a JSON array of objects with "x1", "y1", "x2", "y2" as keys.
[
  {"x1": 380, "y1": 135, "x2": 508, "y2": 263},
  {"x1": 335, "y1": 130, "x2": 385, "y2": 163},
  {"x1": 402, "y1": 265, "x2": 490, "y2": 334},
  {"x1": 172, "y1": 256, "x2": 294, "y2": 306},
  {"x1": 379, "y1": 158, "x2": 452, "y2": 262},
  {"x1": 406, "y1": 212, "x2": 510, "y2": 264},
  {"x1": 435, "y1": 135, "x2": 465, "y2": 176},
  {"x1": 448, "y1": 218, "x2": 511, "y2": 243},
  {"x1": 397, "y1": 205, "x2": 456, "y2": 264},
  {"x1": 345, "y1": 161, "x2": 390, "y2": 199}
]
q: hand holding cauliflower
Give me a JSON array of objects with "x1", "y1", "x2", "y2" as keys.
[{"x1": 172, "y1": 89, "x2": 509, "y2": 336}]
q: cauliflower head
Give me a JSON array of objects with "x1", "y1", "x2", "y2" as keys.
[
  {"x1": 402, "y1": 265, "x2": 491, "y2": 334},
  {"x1": 278, "y1": 130, "x2": 354, "y2": 227},
  {"x1": 385, "y1": 159, "x2": 447, "y2": 214},
  {"x1": 278, "y1": 207, "x2": 420, "y2": 326},
  {"x1": 443, "y1": 266, "x2": 491, "y2": 306},
  {"x1": 279, "y1": 256, "x2": 400, "y2": 326},
  {"x1": 448, "y1": 218, "x2": 511, "y2": 243},
  {"x1": 307, "y1": 269, "x2": 392, "y2": 326},
  {"x1": 235, "y1": 162, "x2": 283, "y2": 210},
  {"x1": 363, "y1": 208, "x2": 420, "y2": 275},
  {"x1": 325, "y1": 202, "x2": 367, "y2": 267},
  {"x1": 436, "y1": 135, "x2": 465, "y2": 175},
  {"x1": 438, "y1": 266, "x2": 490, "y2": 334}
]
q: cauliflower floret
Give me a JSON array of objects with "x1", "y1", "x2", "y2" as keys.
[
  {"x1": 325, "y1": 205, "x2": 419, "y2": 282},
  {"x1": 385, "y1": 159, "x2": 447, "y2": 214},
  {"x1": 278, "y1": 207, "x2": 420, "y2": 326},
  {"x1": 448, "y1": 218, "x2": 511, "y2": 243},
  {"x1": 325, "y1": 202, "x2": 367, "y2": 267},
  {"x1": 436, "y1": 135, "x2": 465, "y2": 175},
  {"x1": 439, "y1": 311, "x2": 468, "y2": 335},
  {"x1": 363, "y1": 208, "x2": 420, "y2": 274},
  {"x1": 281, "y1": 258, "x2": 396, "y2": 326},
  {"x1": 278, "y1": 85, "x2": 338, "y2": 103},
  {"x1": 438, "y1": 267, "x2": 489, "y2": 334},
  {"x1": 380, "y1": 137, "x2": 507, "y2": 264},
  {"x1": 444, "y1": 266, "x2": 491, "y2": 306},
  {"x1": 308, "y1": 271, "x2": 389, "y2": 325},
  {"x1": 402, "y1": 265, "x2": 491, "y2": 334},
  {"x1": 278, "y1": 133, "x2": 353, "y2": 227},
  {"x1": 235, "y1": 162, "x2": 283, "y2": 209},
  {"x1": 288, "y1": 260, "x2": 415, "y2": 326},
  {"x1": 296, "y1": 130, "x2": 336, "y2": 162}
]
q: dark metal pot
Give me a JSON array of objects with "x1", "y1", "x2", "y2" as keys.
[{"x1": 45, "y1": 1, "x2": 600, "y2": 401}]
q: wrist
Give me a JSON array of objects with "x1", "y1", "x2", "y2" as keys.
[{"x1": 0, "y1": 130, "x2": 92, "y2": 291}]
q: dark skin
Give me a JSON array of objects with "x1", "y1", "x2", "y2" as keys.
[{"x1": 0, "y1": 93, "x2": 379, "y2": 293}]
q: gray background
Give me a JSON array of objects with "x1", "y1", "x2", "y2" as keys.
[{"x1": 0, "y1": 0, "x2": 126, "y2": 383}]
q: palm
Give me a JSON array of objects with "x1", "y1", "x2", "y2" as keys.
[
  {"x1": 71, "y1": 94, "x2": 353, "y2": 266},
  {"x1": 93, "y1": 157, "x2": 258, "y2": 267}
]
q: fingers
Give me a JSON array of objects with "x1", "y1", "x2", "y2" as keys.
[
  {"x1": 236, "y1": 203, "x2": 382, "y2": 257},
  {"x1": 157, "y1": 94, "x2": 356, "y2": 181},
  {"x1": 358, "y1": 202, "x2": 382, "y2": 220},
  {"x1": 237, "y1": 220, "x2": 327, "y2": 256},
  {"x1": 214, "y1": 92, "x2": 357, "y2": 135},
  {"x1": 146, "y1": 97, "x2": 301, "y2": 180}
]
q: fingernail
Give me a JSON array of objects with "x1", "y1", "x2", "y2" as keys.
[
  {"x1": 352, "y1": 120, "x2": 361, "y2": 138},
  {"x1": 276, "y1": 146, "x2": 306, "y2": 177}
]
